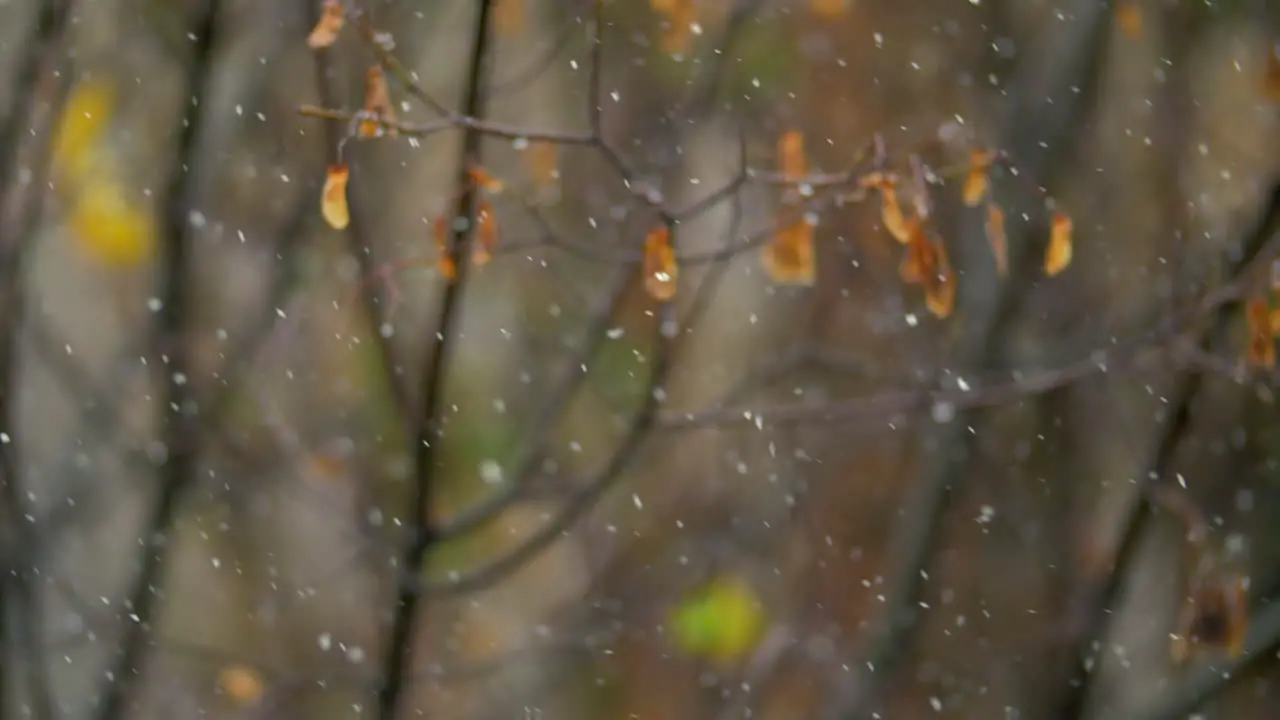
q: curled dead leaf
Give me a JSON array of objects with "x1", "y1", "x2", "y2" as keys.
[
  {"x1": 643, "y1": 225, "x2": 678, "y2": 301},
  {"x1": 321, "y1": 164, "x2": 350, "y2": 230},
  {"x1": 763, "y1": 214, "x2": 816, "y2": 286},
  {"x1": 307, "y1": 0, "x2": 345, "y2": 49},
  {"x1": 1045, "y1": 211, "x2": 1073, "y2": 277},
  {"x1": 985, "y1": 202, "x2": 1007, "y2": 277}
]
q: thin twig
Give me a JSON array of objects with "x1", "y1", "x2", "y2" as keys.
[
  {"x1": 373, "y1": 1, "x2": 497, "y2": 717},
  {"x1": 94, "y1": 3, "x2": 221, "y2": 718},
  {"x1": 0, "y1": 1, "x2": 76, "y2": 716}
]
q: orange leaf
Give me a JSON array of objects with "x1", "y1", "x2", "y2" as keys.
[
  {"x1": 655, "y1": 1, "x2": 698, "y2": 55},
  {"x1": 1247, "y1": 298, "x2": 1276, "y2": 369},
  {"x1": 985, "y1": 202, "x2": 1007, "y2": 277},
  {"x1": 643, "y1": 225, "x2": 678, "y2": 301},
  {"x1": 879, "y1": 180, "x2": 910, "y2": 244},
  {"x1": 898, "y1": 217, "x2": 932, "y2": 285},
  {"x1": 321, "y1": 164, "x2": 350, "y2": 230},
  {"x1": 924, "y1": 241, "x2": 956, "y2": 320},
  {"x1": 473, "y1": 201, "x2": 498, "y2": 267},
  {"x1": 1116, "y1": 1, "x2": 1142, "y2": 40},
  {"x1": 358, "y1": 65, "x2": 398, "y2": 138},
  {"x1": 1271, "y1": 307, "x2": 1280, "y2": 336},
  {"x1": 524, "y1": 141, "x2": 559, "y2": 190},
  {"x1": 469, "y1": 165, "x2": 505, "y2": 194},
  {"x1": 496, "y1": 0, "x2": 525, "y2": 37},
  {"x1": 1266, "y1": 44, "x2": 1280, "y2": 103},
  {"x1": 1045, "y1": 211, "x2": 1073, "y2": 276},
  {"x1": 1184, "y1": 575, "x2": 1250, "y2": 660},
  {"x1": 763, "y1": 215, "x2": 816, "y2": 286},
  {"x1": 809, "y1": 0, "x2": 849, "y2": 19},
  {"x1": 435, "y1": 215, "x2": 456, "y2": 281},
  {"x1": 307, "y1": 0, "x2": 345, "y2": 49},
  {"x1": 217, "y1": 664, "x2": 265, "y2": 706},
  {"x1": 962, "y1": 149, "x2": 994, "y2": 206},
  {"x1": 778, "y1": 130, "x2": 807, "y2": 182}
]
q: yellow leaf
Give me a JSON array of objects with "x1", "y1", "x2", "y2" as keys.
[
  {"x1": 69, "y1": 179, "x2": 156, "y2": 268},
  {"x1": 670, "y1": 574, "x2": 765, "y2": 665},
  {"x1": 1044, "y1": 211, "x2": 1073, "y2": 276},
  {"x1": 985, "y1": 202, "x2": 1007, "y2": 277},
  {"x1": 643, "y1": 225, "x2": 678, "y2": 301},
  {"x1": 52, "y1": 79, "x2": 115, "y2": 184},
  {"x1": 321, "y1": 164, "x2": 350, "y2": 230},
  {"x1": 307, "y1": 0, "x2": 345, "y2": 49},
  {"x1": 763, "y1": 215, "x2": 816, "y2": 286}
]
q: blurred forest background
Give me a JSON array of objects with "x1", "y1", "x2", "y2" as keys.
[{"x1": 0, "y1": 0, "x2": 1279, "y2": 718}]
